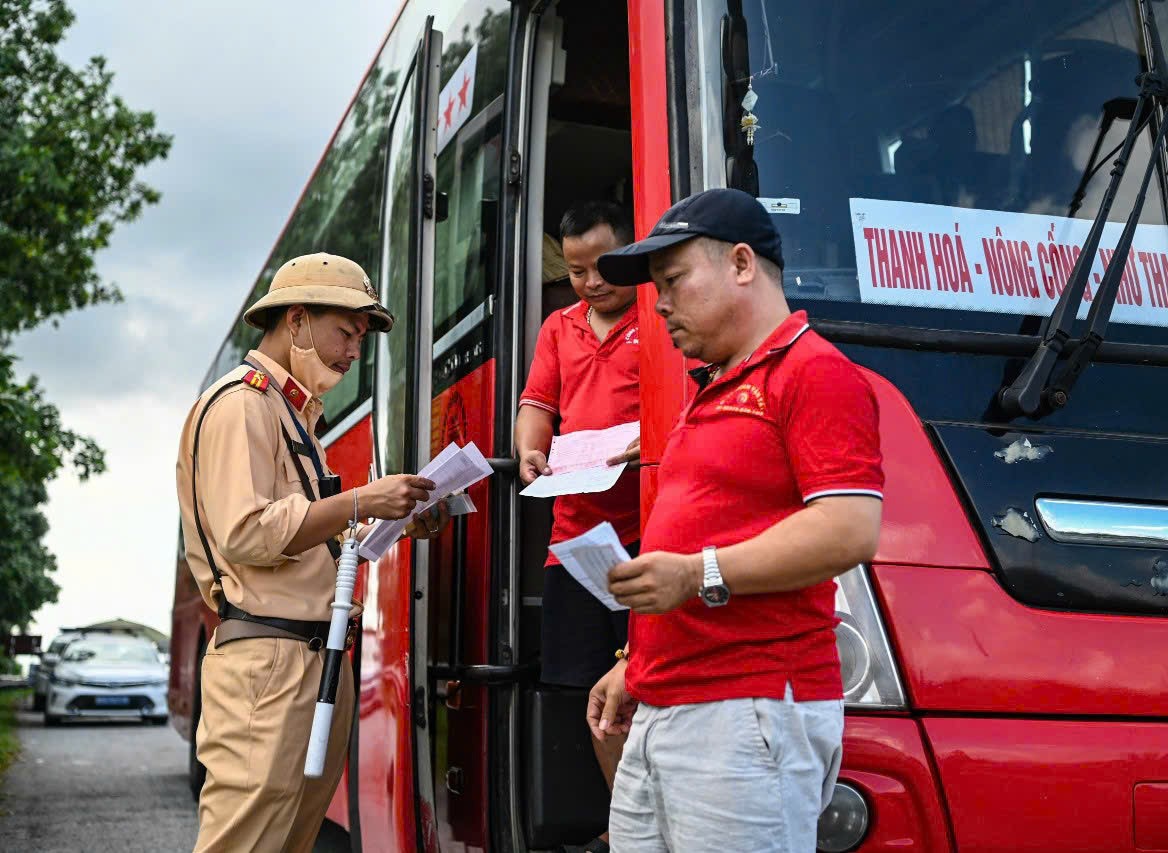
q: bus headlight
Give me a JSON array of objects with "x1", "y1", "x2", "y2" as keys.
[
  {"x1": 817, "y1": 782, "x2": 869, "y2": 852},
  {"x1": 834, "y1": 566, "x2": 906, "y2": 709}
]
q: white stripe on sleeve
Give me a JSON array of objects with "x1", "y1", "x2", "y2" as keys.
[{"x1": 803, "y1": 488, "x2": 884, "y2": 503}]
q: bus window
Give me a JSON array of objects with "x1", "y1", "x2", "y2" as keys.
[
  {"x1": 381, "y1": 69, "x2": 419, "y2": 476},
  {"x1": 685, "y1": 0, "x2": 1168, "y2": 344},
  {"x1": 431, "y1": 2, "x2": 510, "y2": 396}
]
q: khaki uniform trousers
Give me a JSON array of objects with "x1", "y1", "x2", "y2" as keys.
[{"x1": 194, "y1": 632, "x2": 355, "y2": 853}]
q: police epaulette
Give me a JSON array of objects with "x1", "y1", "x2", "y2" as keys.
[{"x1": 241, "y1": 369, "x2": 270, "y2": 392}]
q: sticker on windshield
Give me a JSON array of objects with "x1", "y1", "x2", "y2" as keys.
[
  {"x1": 849, "y1": 198, "x2": 1168, "y2": 327},
  {"x1": 759, "y1": 197, "x2": 800, "y2": 215}
]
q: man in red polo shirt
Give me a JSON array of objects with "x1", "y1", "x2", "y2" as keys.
[
  {"x1": 515, "y1": 201, "x2": 641, "y2": 838},
  {"x1": 586, "y1": 188, "x2": 883, "y2": 852}
]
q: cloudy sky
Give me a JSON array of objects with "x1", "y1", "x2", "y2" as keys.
[{"x1": 13, "y1": 1, "x2": 394, "y2": 646}]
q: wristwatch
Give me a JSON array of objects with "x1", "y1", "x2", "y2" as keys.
[{"x1": 700, "y1": 546, "x2": 731, "y2": 607}]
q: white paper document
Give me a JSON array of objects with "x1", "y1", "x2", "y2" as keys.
[
  {"x1": 547, "y1": 522, "x2": 632, "y2": 611},
  {"x1": 520, "y1": 421, "x2": 639, "y2": 499},
  {"x1": 358, "y1": 442, "x2": 493, "y2": 560}
]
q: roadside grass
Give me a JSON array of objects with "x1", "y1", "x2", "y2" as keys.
[{"x1": 0, "y1": 689, "x2": 28, "y2": 778}]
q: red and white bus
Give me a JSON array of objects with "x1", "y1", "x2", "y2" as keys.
[{"x1": 171, "y1": 0, "x2": 1168, "y2": 850}]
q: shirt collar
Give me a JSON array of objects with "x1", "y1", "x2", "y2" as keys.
[
  {"x1": 688, "y1": 311, "x2": 811, "y2": 390},
  {"x1": 246, "y1": 350, "x2": 316, "y2": 415},
  {"x1": 565, "y1": 300, "x2": 639, "y2": 335}
]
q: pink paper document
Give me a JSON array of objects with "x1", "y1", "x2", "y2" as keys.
[{"x1": 520, "y1": 421, "x2": 639, "y2": 499}]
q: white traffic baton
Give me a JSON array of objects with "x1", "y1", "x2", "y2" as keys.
[{"x1": 304, "y1": 497, "x2": 360, "y2": 778}]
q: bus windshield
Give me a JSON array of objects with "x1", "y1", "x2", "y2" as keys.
[{"x1": 686, "y1": 0, "x2": 1168, "y2": 341}]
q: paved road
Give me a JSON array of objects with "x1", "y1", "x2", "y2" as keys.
[{"x1": 0, "y1": 706, "x2": 198, "y2": 852}]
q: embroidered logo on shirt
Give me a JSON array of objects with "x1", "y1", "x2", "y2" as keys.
[
  {"x1": 625, "y1": 325, "x2": 640, "y2": 345},
  {"x1": 715, "y1": 383, "x2": 768, "y2": 419}
]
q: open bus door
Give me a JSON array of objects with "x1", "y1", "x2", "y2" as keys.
[
  {"x1": 365, "y1": 16, "x2": 444, "y2": 852},
  {"x1": 372, "y1": 7, "x2": 526, "y2": 849}
]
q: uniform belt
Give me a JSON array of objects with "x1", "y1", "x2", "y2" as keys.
[
  {"x1": 214, "y1": 619, "x2": 307, "y2": 648},
  {"x1": 218, "y1": 601, "x2": 353, "y2": 651}
]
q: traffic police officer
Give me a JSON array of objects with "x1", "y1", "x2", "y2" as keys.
[{"x1": 176, "y1": 252, "x2": 445, "y2": 852}]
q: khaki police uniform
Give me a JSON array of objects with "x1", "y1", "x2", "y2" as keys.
[{"x1": 175, "y1": 253, "x2": 392, "y2": 853}]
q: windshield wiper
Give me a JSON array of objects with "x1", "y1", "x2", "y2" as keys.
[
  {"x1": 998, "y1": 0, "x2": 1168, "y2": 419},
  {"x1": 1068, "y1": 97, "x2": 1147, "y2": 218}
]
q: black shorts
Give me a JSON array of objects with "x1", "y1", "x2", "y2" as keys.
[{"x1": 540, "y1": 541, "x2": 638, "y2": 688}]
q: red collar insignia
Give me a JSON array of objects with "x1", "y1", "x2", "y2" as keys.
[{"x1": 282, "y1": 377, "x2": 307, "y2": 411}]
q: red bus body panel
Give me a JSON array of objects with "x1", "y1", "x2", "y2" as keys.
[
  {"x1": 874, "y1": 564, "x2": 1168, "y2": 715},
  {"x1": 863, "y1": 372, "x2": 988, "y2": 571},
  {"x1": 629, "y1": 0, "x2": 682, "y2": 522},
  {"x1": 925, "y1": 717, "x2": 1168, "y2": 852},
  {"x1": 839, "y1": 717, "x2": 953, "y2": 852},
  {"x1": 357, "y1": 537, "x2": 416, "y2": 852},
  {"x1": 167, "y1": 560, "x2": 213, "y2": 742}
]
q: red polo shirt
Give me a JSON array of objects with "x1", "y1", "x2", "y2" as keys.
[
  {"x1": 626, "y1": 311, "x2": 883, "y2": 705},
  {"x1": 520, "y1": 301, "x2": 640, "y2": 564}
]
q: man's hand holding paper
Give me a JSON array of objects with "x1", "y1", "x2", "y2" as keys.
[{"x1": 607, "y1": 550, "x2": 702, "y2": 615}]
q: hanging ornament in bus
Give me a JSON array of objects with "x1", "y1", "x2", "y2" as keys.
[{"x1": 741, "y1": 79, "x2": 760, "y2": 146}]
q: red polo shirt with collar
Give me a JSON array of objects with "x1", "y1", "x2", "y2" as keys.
[
  {"x1": 520, "y1": 300, "x2": 640, "y2": 565},
  {"x1": 626, "y1": 310, "x2": 883, "y2": 705}
]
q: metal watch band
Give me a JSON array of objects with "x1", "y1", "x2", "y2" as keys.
[{"x1": 702, "y1": 546, "x2": 723, "y2": 587}]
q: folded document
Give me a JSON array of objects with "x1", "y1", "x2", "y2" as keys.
[{"x1": 358, "y1": 442, "x2": 493, "y2": 560}]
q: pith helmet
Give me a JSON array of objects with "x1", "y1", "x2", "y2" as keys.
[{"x1": 243, "y1": 252, "x2": 394, "y2": 332}]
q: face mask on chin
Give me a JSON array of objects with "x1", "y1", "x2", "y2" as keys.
[{"x1": 289, "y1": 315, "x2": 344, "y2": 397}]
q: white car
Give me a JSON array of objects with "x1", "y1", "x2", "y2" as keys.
[
  {"x1": 44, "y1": 635, "x2": 169, "y2": 726},
  {"x1": 32, "y1": 630, "x2": 86, "y2": 711}
]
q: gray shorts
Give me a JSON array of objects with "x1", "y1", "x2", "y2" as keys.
[{"x1": 609, "y1": 685, "x2": 843, "y2": 852}]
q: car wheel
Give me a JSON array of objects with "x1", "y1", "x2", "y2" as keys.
[
  {"x1": 149, "y1": 716, "x2": 169, "y2": 726},
  {"x1": 189, "y1": 640, "x2": 207, "y2": 801},
  {"x1": 43, "y1": 712, "x2": 62, "y2": 727}
]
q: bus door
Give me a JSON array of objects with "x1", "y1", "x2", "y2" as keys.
[
  {"x1": 366, "y1": 16, "x2": 444, "y2": 852},
  {"x1": 416, "y1": 3, "x2": 519, "y2": 851}
]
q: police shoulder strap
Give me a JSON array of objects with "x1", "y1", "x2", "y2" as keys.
[
  {"x1": 190, "y1": 377, "x2": 255, "y2": 613},
  {"x1": 189, "y1": 369, "x2": 340, "y2": 618}
]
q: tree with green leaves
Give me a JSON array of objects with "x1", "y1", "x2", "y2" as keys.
[{"x1": 0, "y1": 0, "x2": 171, "y2": 642}]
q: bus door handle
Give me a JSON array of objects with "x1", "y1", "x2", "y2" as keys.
[
  {"x1": 433, "y1": 661, "x2": 538, "y2": 685},
  {"x1": 487, "y1": 457, "x2": 519, "y2": 479},
  {"x1": 433, "y1": 662, "x2": 538, "y2": 708}
]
